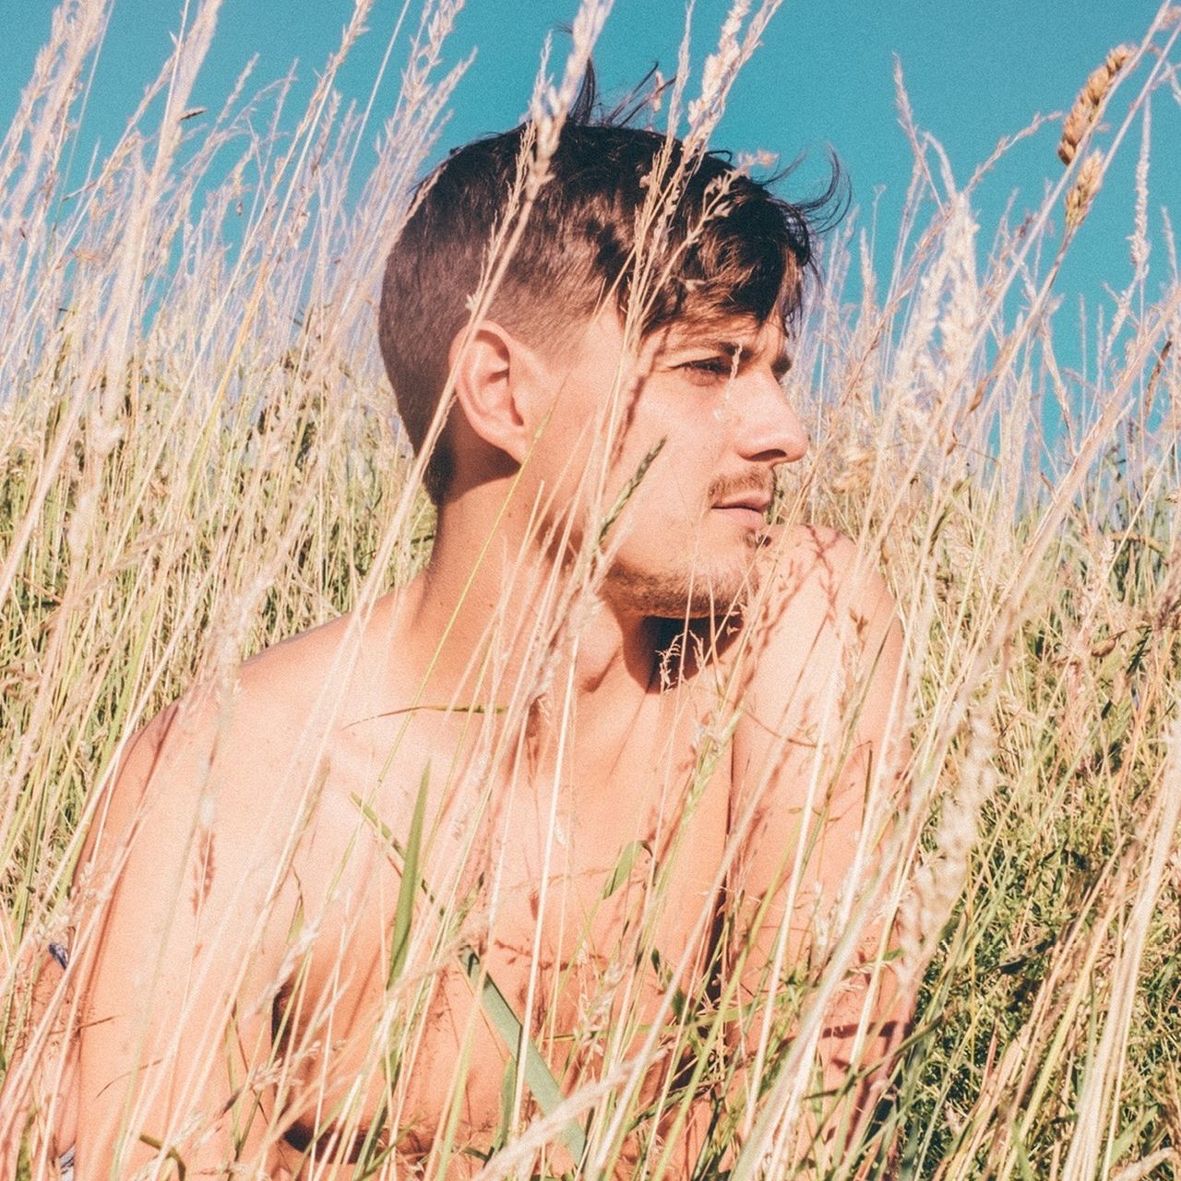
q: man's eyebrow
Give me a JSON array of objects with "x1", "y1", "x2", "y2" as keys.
[{"x1": 699, "y1": 337, "x2": 793, "y2": 380}]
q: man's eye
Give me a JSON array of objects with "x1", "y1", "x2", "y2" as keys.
[{"x1": 679, "y1": 357, "x2": 733, "y2": 379}]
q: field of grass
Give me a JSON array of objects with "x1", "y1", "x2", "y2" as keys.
[{"x1": 2, "y1": 1, "x2": 1180, "y2": 1177}]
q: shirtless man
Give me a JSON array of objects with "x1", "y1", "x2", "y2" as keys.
[{"x1": 6, "y1": 97, "x2": 907, "y2": 1178}]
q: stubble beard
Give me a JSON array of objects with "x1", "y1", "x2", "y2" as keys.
[
  {"x1": 604, "y1": 533, "x2": 761, "y2": 622},
  {"x1": 550, "y1": 470, "x2": 772, "y2": 622},
  {"x1": 604, "y1": 471, "x2": 772, "y2": 621}
]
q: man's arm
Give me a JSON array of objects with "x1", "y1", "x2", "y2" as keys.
[
  {"x1": 0, "y1": 934, "x2": 79, "y2": 1178},
  {"x1": 729, "y1": 524, "x2": 910, "y2": 1147},
  {"x1": 69, "y1": 699, "x2": 303, "y2": 1179}
]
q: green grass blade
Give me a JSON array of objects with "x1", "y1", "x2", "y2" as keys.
[
  {"x1": 356, "y1": 791, "x2": 587, "y2": 1164},
  {"x1": 459, "y1": 947, "x2": 588, "y2": 1165},
  {"x1": 387, "y1": 764, "x2": 429, "y2": 988},
  {"x1": 601, "y1": 839, "x2": 646, "y2": 899}
]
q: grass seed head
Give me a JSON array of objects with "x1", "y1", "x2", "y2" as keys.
[
  {"x1": 1058, "y1": 44, "x2": 1134, "y2": 164},
  {"x1": 1065, "y1": 150, "x2": 1104, "y2": 231},
  {"x1": 896, "y1": 711, "x2": 999, "y2": 990}
]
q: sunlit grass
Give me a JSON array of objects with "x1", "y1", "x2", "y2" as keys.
[{"x1": 2, "y1": 1, "x2": 1180, "y2": 1178}]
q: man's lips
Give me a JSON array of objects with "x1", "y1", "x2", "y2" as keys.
[
  {"x1": 715, "y1": 495, "x2": 772, "y2": 512},
  {"x1": 708, "y1": 473, "x2": 774, "y2": 528},
  {"x1": 712, "y1": 496, "x2": 771, "y2": 528}
]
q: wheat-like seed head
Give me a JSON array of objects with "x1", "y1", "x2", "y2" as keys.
[
  {"x1": 895, "y1": 708, "x2": 999, "y2": 995},
  {"x1": 1065, "y1": 150, "x2": 1105, "y2": 232},
  {"x1": 1058, "y1": 44, "x2": 1134, "y2": 165}
]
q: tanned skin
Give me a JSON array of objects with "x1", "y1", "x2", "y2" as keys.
[{"x1": 4, "y1": 306, "x2": 906, "y2": 1178}]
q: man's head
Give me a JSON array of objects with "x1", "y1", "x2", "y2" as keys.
[{"x1": 379, "y1": 91, "x2": 837, "y2": 507}]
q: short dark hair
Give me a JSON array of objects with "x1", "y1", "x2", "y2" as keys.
[{"x1": 379, "y1": 81, "x2": 842, "y2": 503}]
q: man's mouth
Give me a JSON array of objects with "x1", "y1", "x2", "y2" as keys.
[
  {"x1": 712, "y1": 494, "x2": 772, "y2": 529},
  {"x1": 708, "y1": 471, "x2": 775, "y2": 530}
]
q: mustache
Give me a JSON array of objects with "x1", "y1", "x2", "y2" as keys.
[{"x1": 706, "y1": 472, "x2": 775, "y2": 506}]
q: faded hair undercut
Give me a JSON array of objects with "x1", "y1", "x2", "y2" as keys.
[{"x1": 379, "y1": 73, "x2": 843, "y2": 503}]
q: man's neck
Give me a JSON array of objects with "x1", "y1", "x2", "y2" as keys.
[{"x1": 401, "y1": 486, "x2": 662, "y2": 717}]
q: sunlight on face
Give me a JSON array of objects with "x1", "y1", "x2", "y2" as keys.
[{"x1": 534, "y1": 310, "x2": 802, "y2": 621}]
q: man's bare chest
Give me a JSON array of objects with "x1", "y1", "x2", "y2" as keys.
[{"x1": 278, "y1": 694, "x2": 736, "y2": 1153}]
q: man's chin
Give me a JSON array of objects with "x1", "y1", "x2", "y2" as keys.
[{"x1": 604, "y1": 562, "x2": 759, "y2": 623}]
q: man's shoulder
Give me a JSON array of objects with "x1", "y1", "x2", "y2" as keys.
[
  {"x1": 751, "y1": 522, "x2": 893, "y2": 632},
  {"x1": 760, "y1": 521, "x2": 869, "y2": 581},
  {"x1": 728, "y1": 522, "x2": 906, "y2": 812},
  {"x1": 141, "y1": 613, "x2": 349, "y2": 749},
  {"x1": 729, "y1": 522, "x2": 900, "y2": 710},
  {"x1": 103, "y1": 609, "x2": 374, "y2": 843}
]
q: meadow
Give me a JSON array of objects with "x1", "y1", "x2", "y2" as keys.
[{"x1": 2, "y1": 1, "x2": 1180, "y2": 1177}]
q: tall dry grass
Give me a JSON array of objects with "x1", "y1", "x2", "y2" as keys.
[{"x1": 2, "y1": 0, "x2": 1180, "y2": 1177}]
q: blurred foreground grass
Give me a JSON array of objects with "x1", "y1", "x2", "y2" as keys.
[{"x1": 2, "y1": 2, "x2": 1181, "y2": 1177}]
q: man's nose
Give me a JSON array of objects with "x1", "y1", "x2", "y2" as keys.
[{"x1": 734, "y1": 371, "x2": 809, "y2": 464}]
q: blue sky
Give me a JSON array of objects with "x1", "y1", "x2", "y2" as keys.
[{"x1": 3, "y1": 1, "x2": 1176, "y2": 375}]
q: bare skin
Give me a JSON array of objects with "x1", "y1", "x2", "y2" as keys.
[{"x1": 5, "y1": 308, "x2": 906, "y2": 1178}]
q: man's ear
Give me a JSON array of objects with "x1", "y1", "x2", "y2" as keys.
[{"x1": 448, "y1": 321, "x2": 540, "y2": 465}]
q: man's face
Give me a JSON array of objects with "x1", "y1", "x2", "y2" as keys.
[{"x1": 527, "y1": 307, "x2": 808, "y2": 619}]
